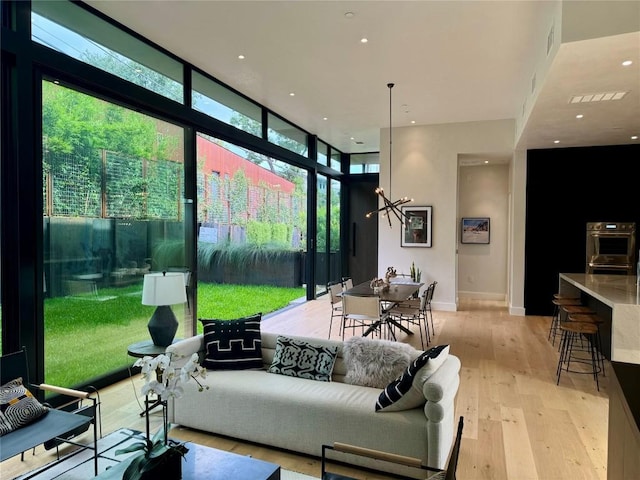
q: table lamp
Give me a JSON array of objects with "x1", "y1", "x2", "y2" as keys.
[{"x1": 142, "y1": 271, "x2": 187, "y2": 347}]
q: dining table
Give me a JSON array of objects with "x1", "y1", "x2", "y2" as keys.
[{"x1": 341, "y1": 280, "x2": 424, "y2": 337}]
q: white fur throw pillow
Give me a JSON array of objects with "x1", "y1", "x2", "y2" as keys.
[{"x1": 343, "y1": 336, "x2": 420, "y2": 388}]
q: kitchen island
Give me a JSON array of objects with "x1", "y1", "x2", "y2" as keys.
[
  {"x1": 558, "y1": 273, "x2": 639, "y2": 364},
  {"x1": 557, "y1": 273, "x2": 640, "y2": 480}
]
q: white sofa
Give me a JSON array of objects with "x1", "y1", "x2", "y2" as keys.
[{"x1": 166, "y1": 332, "x2": 461, "y2": 472}]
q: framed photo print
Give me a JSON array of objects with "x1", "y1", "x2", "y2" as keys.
[
  {"x1": 461, "y1": 217, "x2": 490, "y2": 244},
  {"x1": 401, "y1": 206, "x2": 433, "y2": 247}
]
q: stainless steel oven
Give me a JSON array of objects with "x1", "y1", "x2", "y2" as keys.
[{"x1": 586, "y1": 222, "x2": 636, "y2": 274}]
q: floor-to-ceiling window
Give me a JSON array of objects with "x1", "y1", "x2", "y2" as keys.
[
  {"x1": 315, "y1": 174, "x2": 328, "y2": 293},
  {"x1": 329, "y1": 178, "x2": 342, "y2": 281},
  {"x1": 42, "y1": 80, "x2": 185, "y2": 387},
  {"x1": 1, "y1": 0, "x2": 347, "y2": 391},
  {"x1": 195, "y1": 133, "x2": 307, "y2": 324}
]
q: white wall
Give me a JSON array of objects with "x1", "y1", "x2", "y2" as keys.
[
  {"x1": 457, "y1": 164, "x2": 509, "y2": 301},
  {"x1": 377, "y1": 119, "x2": 515, "y2": 312}
]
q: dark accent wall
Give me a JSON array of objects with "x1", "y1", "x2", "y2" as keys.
[{"x1": 525, "y1": 144, "x2": 640, "y2": 315}]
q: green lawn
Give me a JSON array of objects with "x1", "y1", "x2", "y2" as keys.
[{"x1": 40, "y1": 283, "x2": 304, "y2": 387}]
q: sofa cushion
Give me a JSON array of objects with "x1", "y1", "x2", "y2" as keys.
[
  {"x1": 343, "y1": 336, "x2": 419, "y2": 388},
  {"x1": 375, "y1": 344, "x2": 449, "y2": 412},
  {"x1": 268, "y1": 335, "x2": 338, "y2": 382},
  {"x1": 0, "y1": 377, "x2": 49, "y2": 436},
  {"x1": 200, "y1": 313, "x2": 263, "y2": 370}
]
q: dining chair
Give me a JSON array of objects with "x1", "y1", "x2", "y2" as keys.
[
  {"x1": 341, "y1": 277, "x2": 354, "y2": 291},
  {"x1": 341, "y1": 294, "x2": 388, "y2": 339},
  {"x1": 425, "y1": 281, "x2": 437, "y2": 337},
  {"x1": 387, "y1": 288, "x2": 429, "y2": 348},
  {"x1": 327, "y1": 281, "x2": 344, "y2": 339}
]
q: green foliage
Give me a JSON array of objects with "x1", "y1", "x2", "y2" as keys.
[
  {"x1": 43, "y1": 81, "x2": 183, "y2": 220},
  {"x1": 246, "y1": 221, "x2": 271, "y2": 245},
  {"x1": 40, "y1": 283, "x2": 303, "y2": 387},
  {"x1": 245, "y1": 221, "x2": 289, "y2": 246},
  {"x1": 410, "y1": 262, "x2": 422, "y2": 283},
  {"x1": 197, "y1": 242, "x2": 296, "y2": 270},
  {"x1": 271, "y1": 223, "x2": 290, "y2": 246},
  {"x1": 229, "y1": 169, "x2": 249, "y2": 225},
  {"x1": 115, "y1": 425, "x2": 188, "y2": 480},
  {"x1": 151, "y1": 240, "x2": 185, "y2": 271},
  {"x1": 81, "y1": 51, "x2": 183, "y2": 104},
  {"x1": 196, "y1": 283, "x2": 304, "y2": 325}
]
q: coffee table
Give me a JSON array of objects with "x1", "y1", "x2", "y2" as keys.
[
  {"x1": 182, "y1": 442, "x2": 280, "y2": 480},
  {"x1": 95, "y1": 441, "x2": 280, "y2": 479}
]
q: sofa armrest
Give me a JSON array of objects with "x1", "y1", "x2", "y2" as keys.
[
  {"x1": 422, "y1": 354, "x2": 461, "y2": 469},
  {"x1": 166, "y1": 335, "x2": 204, "y2": 360},
  {"x1": 423, "y1": 355, "x2": 461, "y2": 403}
]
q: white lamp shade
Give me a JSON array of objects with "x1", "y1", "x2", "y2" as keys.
[{"x1": 142, "y1": 272, "x2": 187, "y2": 306}]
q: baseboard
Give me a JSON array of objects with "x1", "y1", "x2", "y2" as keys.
[
  {"x1": 457, "y1": 291, "x2": 506, "y2": 301},
  {"x1": 432, "y1": 301, "x2": 457, "y2": 312}
]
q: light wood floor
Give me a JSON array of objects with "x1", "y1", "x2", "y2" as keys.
[{"x1": 3, "y1": 297, "x2": 609, "y2": 480}]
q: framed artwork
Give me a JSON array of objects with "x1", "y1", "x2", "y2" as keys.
[
  {"x1": 461, "y1": 217, "x2": 490, "y2": 244},
  {"x1": 401, "y1": 206, "x2": 433, "y2": 247}
]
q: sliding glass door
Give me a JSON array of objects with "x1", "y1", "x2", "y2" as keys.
[{"x1": 42, "y1": 79, "x2": 186, "y2": 387}]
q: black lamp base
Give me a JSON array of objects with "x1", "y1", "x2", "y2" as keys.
[{"x1": 148, "y1": 305, "x2": 178, "y2": 347}]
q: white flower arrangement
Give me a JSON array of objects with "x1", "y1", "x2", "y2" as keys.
[{"x1": 133, "y1": 352, "x2": 209, "y2": 401}]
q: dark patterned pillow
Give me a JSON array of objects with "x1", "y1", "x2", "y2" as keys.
[
  {"x1": 268, "y1": 336, "x2": 338, "y2": 382},
  {"x1": 200, "y1": 313, "x2": 263, "y2": 370},
  {"x1": 0, "y1": 377, "x2": 48, "y2": 436},
  {"x1": 376, "y1": 344, "x2": 449, "y2": 412}
]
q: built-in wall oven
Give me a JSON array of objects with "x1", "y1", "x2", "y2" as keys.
[{"x1": 586, "y1": 222, "x2": 636, "y2": 274}]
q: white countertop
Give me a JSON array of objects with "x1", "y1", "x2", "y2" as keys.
[{"x1": 560, "y1": 273, "x2": 639, "y2": 308}]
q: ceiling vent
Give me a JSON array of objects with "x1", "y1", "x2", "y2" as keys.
[{"x1": 569, "y1": 92, "x2": 627, "y2": 103}]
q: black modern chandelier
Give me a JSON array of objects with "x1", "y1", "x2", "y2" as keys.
[{"x1": 366, "y1": 83, "x2": 413, "y2": 227}]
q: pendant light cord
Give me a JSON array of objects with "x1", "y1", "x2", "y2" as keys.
[{"x1": 388, "y1": 83, "x2": 394, "y2": 198}]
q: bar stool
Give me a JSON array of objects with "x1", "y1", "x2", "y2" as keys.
[
  {"x1": 567, "y1": 312, "x2": 606, "y2": 376},
  {"x1": 556, "y1": 320, "x2": 601, "y2": 390},
  {"x1": 557, "y1": 304, "x2": 596, "y2": 352},
  {"x1": 549, "y1": 296, "x2": 582, "y2": 345}
]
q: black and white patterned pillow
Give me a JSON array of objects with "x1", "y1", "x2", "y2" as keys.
[
  {"x1": 376, "y1": 344, "x2": 449, "y2": 412},
  {"x1": 268, "y1": 336, "x2": 338, "y2": 382},
  {"x1": 200, "y1": 313, "x2": 263, "y2": 370},
  {"x1": 0, "y1": 377, "x2": 49, "y2": 436}
]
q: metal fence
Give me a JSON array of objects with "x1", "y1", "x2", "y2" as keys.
[{"x1": 44, "y1": 147, "x2": 182, "y2": 220}]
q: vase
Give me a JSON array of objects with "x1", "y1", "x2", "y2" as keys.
[{"x1": 140, "y1": 452, "x2": 182, "y2": 480}]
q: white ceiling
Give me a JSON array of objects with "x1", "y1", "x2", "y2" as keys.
[{"x1": 84, "y1": 0, "x2": 639, "y2": 157}]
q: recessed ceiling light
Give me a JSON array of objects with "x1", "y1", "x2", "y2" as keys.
[
  {"x1": 323, "y1": 117, "x2": 328, "y2": 121},
  {"x1": 238, "y1": 55, "x2": 245, "y2": 60},
  {"x1": 554, "y1": 140, "x2": 560, "y2": 144},
  {"x1": 576, "y1": 114, "x2": 584, "y2": 119},
  {"x1": 411, "y1": 120, "x2": 416, "y2": 124},
  {"x1": 344, "y1": 12, "x2": 355, "y2": 19},
  {"x1": 622, "y1": 60, "x2": 633, "y2": 66},
  {"x1": 484, "y1": 160, "x2": 489, "y2": 164},
  {"x1": 632, "y1": 135, "x2": 638, "y2": 140},
  {"x1": 289, "y1": 92, "x2": 295, "y2": 97},
  {"x1": 360, "y1": 38, "x2": 368, "y2": 44}
]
